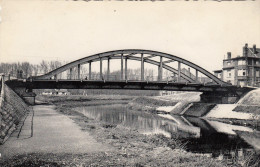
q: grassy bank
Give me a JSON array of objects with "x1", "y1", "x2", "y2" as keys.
[
  {"x1": 234, "y1": 88, "x2": 260, "y2": 115},
  {"x1": 36, "y1": 94, "x2": 134, "y2": 107},
  {"x1": 128, "y1": 96, "x2": 178, "y2": 113},
  {"x1": 234, "y1": 105, "x2": 260, "y2": 115}
]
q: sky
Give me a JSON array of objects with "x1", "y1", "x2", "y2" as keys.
[{"x1": 0, "y1": 0, "x2": 260, "y2": 73}]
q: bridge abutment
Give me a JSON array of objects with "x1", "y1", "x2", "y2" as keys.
[
  {"x1": 22, "y1": 92, "x2": 36, "y2": 105},
  {"x1": 200, "y1": 92, "x2": 238, "y2": 104},
  {"x1": 10, "y1": 87, "x2": 36, "y2": 105}
]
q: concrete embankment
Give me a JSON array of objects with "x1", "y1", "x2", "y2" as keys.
[
  {"x1": 128, "y1": 92, "x2": 202, "y2": 115},
  {"x1": 234, "y1": 88, "x2": 260, "y2": 115},
  {"x1": 202, "y1": 89, "x2": 260, "y2": 122},
  {"x1": 183, "y1": 103, "x2": 216, "y2": 117},
  {"x1": 0, "y1": 81, "x2": 30, "y2": 144},
  {"x1": 128, "y1": 92, "x2": 217, "y2": 117},
  {"x1": 129, "y1": 89, "x2": 260, "y2": 120}
]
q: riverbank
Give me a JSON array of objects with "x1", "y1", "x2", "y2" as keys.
[
  {"x1": 128, "y1": 92, "x2": 201, "y2": 115},
  {"x1": 0, "y1": 83, "x2": 30, "y2": 144},
  {"x1": 129, "y1": 92, "x2": 260, "y2": 129},
  {"x1": 1, "y1": 95, "x2": 258, "y2": 166}
]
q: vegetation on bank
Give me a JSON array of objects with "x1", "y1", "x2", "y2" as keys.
[
  {"x1": 234, "y1": 105, "x2": 260, "y2": 115},
  {"x1": 128, "y1": 96, "x2": 178, "y2": 113},
  {"x1": 36, "y1": 94, "x2": 134, "y2": 107},
  {"x1": 234, "y1": 88, "x2": 260, "y2": 115}
]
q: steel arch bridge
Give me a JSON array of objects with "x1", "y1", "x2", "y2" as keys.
[
  {"x1": 33, "y1": 49, "x2": 227, "y2": 85},
  {"x1": 5, "y1": 49, "x2": 256, "y2": 104}
]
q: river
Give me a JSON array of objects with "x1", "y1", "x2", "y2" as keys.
[{"x1": 75, "y1": 104, "x2": 259, "y2": 161}]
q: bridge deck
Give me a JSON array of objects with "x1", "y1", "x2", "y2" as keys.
[{"x1": 6, "y1": 79, "x2": 254, "y2": 95}]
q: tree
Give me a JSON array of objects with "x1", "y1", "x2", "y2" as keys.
[{"x1": 40, "y1": 60, "x2": 49, "y2": 74}]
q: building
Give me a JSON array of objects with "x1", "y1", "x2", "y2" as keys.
[
  {"x1": 41, "y1": 89, "x2": 70, "y2": 95},
  {"x1": 214, "y1": 43, "x2": 260, "y2": 87}
]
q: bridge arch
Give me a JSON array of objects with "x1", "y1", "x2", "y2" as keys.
[{"x1": 33, "y1": 49, "x2": 226, "y2": 85}]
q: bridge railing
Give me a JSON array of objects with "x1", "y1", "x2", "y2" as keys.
[
  {"x1": 66, "y1": 73, "x2": 183, "y2": 82},
  {"x1": 0, "y1": 75, "x2": 5, "y2": 128},
  {"x1": 42, "y1": 73, "x2": 213, "y2": 84}
]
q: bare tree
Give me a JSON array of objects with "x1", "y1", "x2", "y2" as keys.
[
  {"x1": 21, "y1": 62, "x2": 32, "y2": 77},
  {"x1": 40, "y1": 60, "x2": 49, "y2": 74},
  {"x1": 32, "y1": 64, "x2": 40, "y2": 76},
  {"x1": 49, "y1": 61, "x2": 62, "y2": 71}
]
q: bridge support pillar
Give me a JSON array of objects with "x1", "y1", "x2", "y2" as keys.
[
  {"x1": 195, "y1": 70, "x2": 198, "y2": 83},
  {"x1": 78, "y1": 64, "x2": 81, "y2": 79},
  {"x1": 107, "y1": 58, "x2": 110, "y2": 80},
  {"x1": 141, "y1": 53, "x2": 144, "y2": 81},
  {"x1": 100, "y1": 58, "x2": 103, "y2": 80},
  {"x1": 89, "y1": 61, "x2": 92, "y2": 80},
  {"x1": 178, "y1": 62, "x2": 181, "y2": 82},
  {"x1": 121, "y1": 54, "x2": 124, "y2": 80},
  {"x1": 69, "y1": 68, "x2": 72, "y2": 80},
  {"x1": 200, "y1": 92, "x2": 238, "y2": 104},
  {"x1": 125, "y1": 57, "x2": 128, "y2": 80},
  {"x1": 159, "y1": 56, "x2": 163, "y2": 81}
]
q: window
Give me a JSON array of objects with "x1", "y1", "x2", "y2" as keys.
[
  {"x1": 238, "y1": 69, "x2": 246, "y2": 76},
  {"x1": 256, "y1": 69, "x2": 260, "y2": 77},
  {"x1": 227, "y1": 69, "x2": 232, "y2": 78},
  {"x1": 238, "y1": 60, "x2": 246, "y2": 65}
]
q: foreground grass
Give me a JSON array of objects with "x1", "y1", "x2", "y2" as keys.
[{"x1": 1, "y1": 95, "x2": 259, "y2": 166}]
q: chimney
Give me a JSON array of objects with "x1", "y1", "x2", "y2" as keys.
[
  {"x1": 227, "y1": 52, "x2": 231, "y2": 59},
  {"x1": 253, "y1": 44, "x2": 256, "y2": 54},
  {"x1": 243, "y1": 43, "x2": 248, "y2": 57}
]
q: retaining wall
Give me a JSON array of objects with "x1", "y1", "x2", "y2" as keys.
[{"x1": 0, "y1": 78, "x2": 30, "y2": 144}]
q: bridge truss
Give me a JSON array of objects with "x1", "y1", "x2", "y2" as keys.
[{"x1": 33, "y1": 49, "x2": 228, "y2": 85}]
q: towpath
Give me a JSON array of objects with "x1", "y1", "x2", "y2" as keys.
[{"x1": 0, "y1": 104, "x2": 111, "y2": 159}]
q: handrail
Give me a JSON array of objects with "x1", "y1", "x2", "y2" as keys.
[
  {"x1": 0, "y1": 75, "x2": 5, "y2": 105},
  {"x1": 0, "y1": 75, "x2": 5, "y2": 129}
]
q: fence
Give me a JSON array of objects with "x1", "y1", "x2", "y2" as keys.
[{"x1": 0, "y1": 75, "x2": 4, "y2": 135}]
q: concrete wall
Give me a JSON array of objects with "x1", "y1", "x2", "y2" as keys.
[{"x1": 0, "y1": 80, "x2": 30, "y2": 144}]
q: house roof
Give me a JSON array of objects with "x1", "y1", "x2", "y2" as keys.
[
  {"x1": 223, "y1": 46, "x2": 260, "y2": 61},
  {"x1": 213, "y1": 70, "x2": 222, "y2": 73},
  {"x1": 249, "y1": 47, "x2": 260, "y2": 57}
]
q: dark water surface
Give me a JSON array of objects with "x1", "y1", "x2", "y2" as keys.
[{"x1": 76, "y1": 104, "x2": 259, "y2": 160}]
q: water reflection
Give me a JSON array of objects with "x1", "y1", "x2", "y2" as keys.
[
  {"x1": 76, "y1": 104, "x2": 259, "y2": 160},
  {"x1": 77, "y1": 104, "x2": 200, "y2": 138}
]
